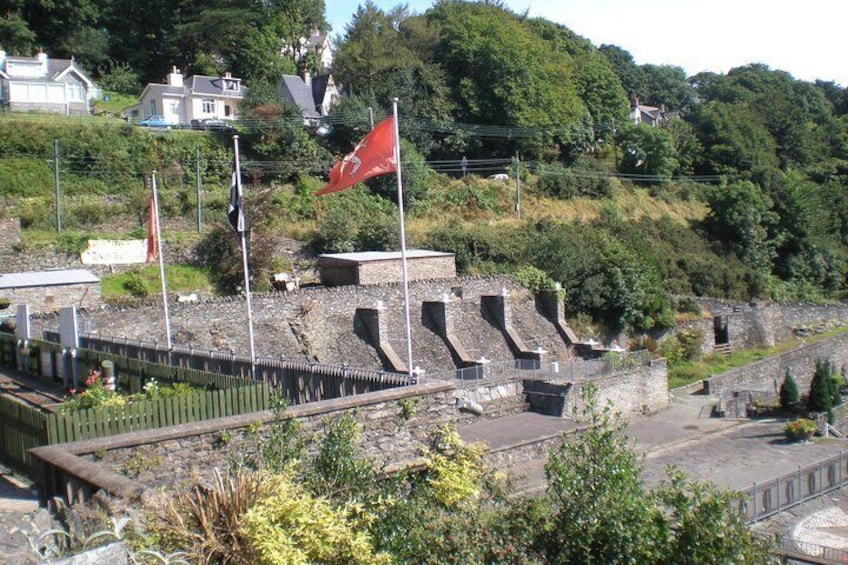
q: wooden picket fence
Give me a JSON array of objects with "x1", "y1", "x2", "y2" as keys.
[{"x1": 0, "y1": 333, "x2": 269, "y2": 477}]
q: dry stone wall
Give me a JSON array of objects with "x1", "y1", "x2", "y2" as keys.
[
  {"x1": 705, "y1": 332, "x2": 848, "y2": 401},
  {"x1": 91, "y1": 382, "x2": 460, "y2": 491},
  {"x1": 31, "y1": 276, "x2": 575, "y2": 377}
]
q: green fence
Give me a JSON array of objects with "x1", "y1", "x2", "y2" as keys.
[
  {"x1": 0, "y1": 333, "x2": 270, "y2": 477},
  {"x1": 0, "y1": 395, "x2": 49, "y2": 477},
  {"x1": 46, "y1": 382, "x2": 269, "y2": 444}
]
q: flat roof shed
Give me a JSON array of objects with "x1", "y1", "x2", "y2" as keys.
[
  {"x1": 318, "y1": 250, "x2": 456, "y2": 286},
  {"x1": 0, "y1": 269, "x2": 101, "y2": 313}
]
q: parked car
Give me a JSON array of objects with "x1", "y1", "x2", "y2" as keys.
[
  {"x1": 136, "y1": 115, "x2": 172, "y2": 128},
  {"x1": 190, "y1": 118, "x2": 232, "y2": 131}
]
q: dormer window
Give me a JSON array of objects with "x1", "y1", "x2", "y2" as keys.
[{"x1": 223, "y1": 79, "x2": 239, "y2": 92}]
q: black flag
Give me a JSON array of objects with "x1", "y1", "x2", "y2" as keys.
[{"x1": 227, "y1": 161, "x2": 244, "y2": 232}]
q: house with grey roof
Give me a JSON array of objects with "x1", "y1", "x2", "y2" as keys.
[
  {"x1": 125, "y1": 67, "x2": 246, "y2": 125},
  {"x1": 0, "y1": 49, "x2": 96, "y2": 115},
  {"x1": 628, "y1": 95, "x2": 674, "y2": 127},
  {"x1": 278, "y1": 70, "x2": 339, "y2": 125},
  {"x1": 0, "y1": 269, "x2": 100, "y2": 313}
]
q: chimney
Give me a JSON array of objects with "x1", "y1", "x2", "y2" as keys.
[{"x1": 167, "y1": 66, "x2": 183, "y2": 87}]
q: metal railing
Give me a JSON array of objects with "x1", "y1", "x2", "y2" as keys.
[
  {"x1": 773, "y1": 535, "x2": 848, "y2": 564},
  {"x1": 429, "y1": 350, "x2": 655, "y2": 384},
  {"x1": 738, "y1": 451, "x2": 848, "y2": 523},
  {"x1": 39, "y1": 331, "x2": 416, "y2": 402}
]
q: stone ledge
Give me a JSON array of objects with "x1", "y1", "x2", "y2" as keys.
[{"x1": 30, "y1": 380, "x2": 455, "y2": 502}]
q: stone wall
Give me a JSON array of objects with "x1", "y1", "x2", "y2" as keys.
[
  {"x1": 704, "y1": 332, "x2": 848, "y2": 401},
  {"x1": 31, "y1": 276, "x2": 576, "y2": 376},
  {"x1": 86, "y1": 381, "x2": 461, "y2": 492},
  {"x1": 358, "y1": 256, "x2": 457, "y2": 285},
  {"x1": 33, "y1": 359, "x2": 669, "y2": 503},
  {"x1": 0, "y1": 218, "x2": 21, "y2": 253},
  {"x1": 570, "y1": 359, "x2": 669, "y2": 417},
  {"x1": 690, "y1": 299, "x2": 848, "y2": 352},
  {"x1": 5, "y1": 282, "x2": 100, "y2": 313}
]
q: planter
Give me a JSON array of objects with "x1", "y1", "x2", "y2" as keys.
[{"x1": 784, "y1": 419, "x2": 818, "y2": 442}]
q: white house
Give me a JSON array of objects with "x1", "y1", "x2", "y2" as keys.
[
  {"x1": 125, "y1": 67, "x2": 246, "y2": 125},
  {"x1": 282, "y1": 24, "x2": 334, "y2": 71},
  {"x1": 0, "y1": 49, "x2": 96, "y2": 115},
  {"x1": 628, "y1": 95, "x2": 670, "y2": 127},
  {"x1": 278, "y1": 70, "x2": 339, "y2": 125}
]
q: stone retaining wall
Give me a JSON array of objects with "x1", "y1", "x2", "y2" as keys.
[{"x1": 705, "y1": 332, "x2": 848, "y2": 401}]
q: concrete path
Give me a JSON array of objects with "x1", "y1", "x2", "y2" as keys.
[
  {"x1": 460, "y1": 388, "x2": 848, "y2": 496},
  {"x1": 0, "y1": 463, "x2": 41, "y2": 565}
]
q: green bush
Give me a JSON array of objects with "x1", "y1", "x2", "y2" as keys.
[
  {"x1": 809, "y1": 358, "x2": 836, "y2": 414},
  {"x1": 122, "y1": 271, "x2": 150, "y2": 298},
  {"x1": 514, "y1": 265, "x2": 554, "y2": 293},
  {"x1": 779, "y1": 369, "x2": 800, "y2": 411}
]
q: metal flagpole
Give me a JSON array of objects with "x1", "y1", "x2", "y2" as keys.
[
  {"x1": 233, "y1": 135, "x2": 257, "y2": 376},
  {"x1": 392, "y1": 98, "x2": 416, "y2": 380},
  {"x1": 151, "y1": 170, "x2": 172, "y2": 350}
]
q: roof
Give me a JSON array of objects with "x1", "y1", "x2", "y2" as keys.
[
  {"x1": 0, "y1": 269, "x2": 100, "y2": 289},
  {"x1": 279, "y1": 75, "x2": 320, "y2": 119},
  {"x1": 311, "y1": 74, "x2": 331, "y2": 104},
  {"x1": 188, "y1": 75, "x2": 246, "y2": 98},
  {"x1": 146, "y1": 84, "x2": 185, "y2": 97},
  {"x1": 2, "y1": 56, "x2": 93, "y2": 86},
  {"x1": 318, "y1": 250, "x2": 455, "y2": 265}
]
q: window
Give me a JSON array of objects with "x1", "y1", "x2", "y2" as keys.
[
  {"x1": 202, "y1": 99, "x2": 215, "y2": 114},
  {"x1": 149, "y1": 99, "x2": 156, "y2": 114},
  {"x1": 224, "y1": 104, "x2": 231, "y2": 117}
]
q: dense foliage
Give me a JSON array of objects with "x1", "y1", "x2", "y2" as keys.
[{"x1": 150, "y1": 389, "x2": 770, "y2": 563}]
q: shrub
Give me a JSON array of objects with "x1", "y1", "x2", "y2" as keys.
[
  {"x1": 514, "y1": 265, "x2": 554, "y2": 294},
  {"x1": 122, "y1": 271, "x2": 150, "y2": 298},
  {"x1": 809, "y1": 358, "x2": 836, "y2": 413},
  {"x1": 677, "y1": 328, "x2": 703, "y2": 361},
  {"x1": 779, "y1": 370, "x2": 800, "y2": 411},
  {"x1": 784, "y1": 418, "x2": 817, "y2": 441}
]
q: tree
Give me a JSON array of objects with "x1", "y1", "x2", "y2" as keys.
[
  {"x1": 333, "y1": 1, "x2": 421, "y2": 98},
  {"x1": 779, "y1": 369, "x2": 800, "y2": 411},
  {"x1": 809, "y1": 358, "x2": 836, "y2": 414},
  {"x1": 640, "y1": 63, "x2": 693, "y2": 111},
  {"x1": 655, "y1": 469, "x2": 771, "y2": 564},
  {"x1": 542, "y1": 385, "x2": 771, "y2": 564},
  {"x1": 427, "y1": 1, "x2": 588, "y2": 159},
  {"x1": 615, "y1": 122, "x2": 678, "y2": 183},
  {"x1": 542, "y1": 387, "x2": 662, "y2": 563},
  {"x1": 704, "y1": 180, "x2": 778, "y2": 273}
]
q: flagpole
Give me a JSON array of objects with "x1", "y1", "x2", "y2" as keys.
[
  {"x1": 151, "y1": 170, "x2": 172, "y2": 351},
  {"x1": 233, "y1": 135, "x2": 257, "y2": 376},
  {"x1": 392, "y1": 98, "x2": 416, "y2": 380}
]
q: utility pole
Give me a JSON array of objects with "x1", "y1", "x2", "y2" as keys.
[
  {"x1": 195, "y1": 145, "x2": 202, "y2": 233},
  {"x1": 53, "y1": 139, "x2": 62, "y2": 233},
  {"x1": 368, "y1": 107, "x2": 374, "y2": 129},
  {"x1": 514, "y1": 151, "x2": 521, "y2": 218}
]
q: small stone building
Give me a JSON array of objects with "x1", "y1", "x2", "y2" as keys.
[
  {"x1": 0, "y1": 269, "x2": 101, "y2": 313},
  {"x1": 318, "y1": 250, "x2": 456, "y2": 286}
]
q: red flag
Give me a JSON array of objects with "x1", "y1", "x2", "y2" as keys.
[
  {"x1": 146, "y1": 196, "x2": 157, "y2": 262},
  {"x1": 317, "y1": 116, "x2": 396, "y2": 195}
]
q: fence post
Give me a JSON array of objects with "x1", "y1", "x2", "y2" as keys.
[{"x1": 752, "y1": 482, "x2": 758, "y2": 519}]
